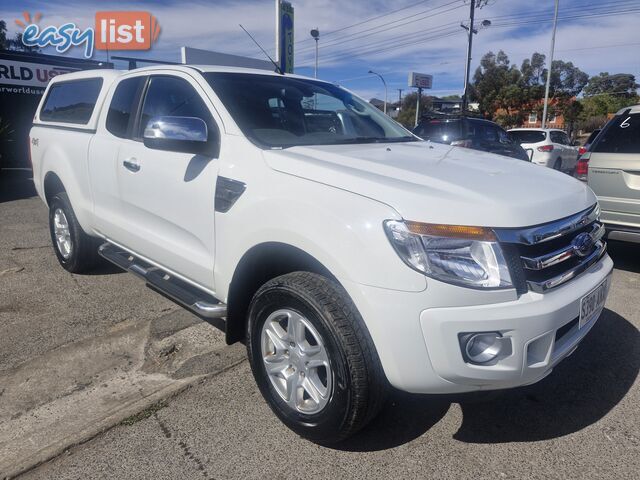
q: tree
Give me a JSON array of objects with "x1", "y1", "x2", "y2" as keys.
[
  {"x1": 549, "y1": 60, "x2": 589, "y2": 98},
  {"x1": 584, "y1": 72, "x2": 639, "y2": 98},
  {"x1": 396, "y1": 92, "x2": 432, "y2": 128},
  {"x1": 0, "y1": 20, "x2": 7, "y2": 50},
  {"x1": 470, "y1": 50, "x2": 513, "y2": 116},
  {"x1": 7, "y1": 32, "x2": 41, "y2": 52},
  {"x1": 520, "y1": 52, "x2": 546, "y2": 86},
  {"x1": 471, "y1": 51, "x2": 545, "y2": 127}
]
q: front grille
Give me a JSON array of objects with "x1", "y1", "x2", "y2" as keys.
[{"x1": 495, "y1": 205, "x2": 607, "y2": 294}]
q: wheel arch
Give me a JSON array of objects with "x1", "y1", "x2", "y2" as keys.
[
  {"x1": 43, "y1": 171, "x2": 66, "y2": 206},
  {"x1": 225, "y1": 241, "x2": 338, "y2": 344}
]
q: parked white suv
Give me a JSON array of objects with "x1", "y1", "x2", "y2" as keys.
[
  {"x1": 509, "y1": 128, "x2": 579, "y2": 172},
  {"x1": 30, "y1": 66, "x2": 612, "y2": 443}
]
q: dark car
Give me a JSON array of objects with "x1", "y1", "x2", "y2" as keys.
[
  {"x1": 579, "y1": 128, "x2": 602, "y2": 157},
  {"x1": 413, "y1": 114, "x2": 531, "y2": 161}
]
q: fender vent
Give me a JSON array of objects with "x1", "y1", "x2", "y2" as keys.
[{"x1": 215, "y1": 176, "x2": 246, "y2": 213}]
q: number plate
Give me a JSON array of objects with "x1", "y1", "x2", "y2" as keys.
[{"x1": 579, "y1": 277, "x2": 610, "y2": 329}]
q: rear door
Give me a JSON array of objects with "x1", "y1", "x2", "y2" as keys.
[
  {"x1": 549, "y1": 131, "x2": 568, "y2": 167},
  {"x1": 558, "y1": 131, "x2": 578, "y2": 169},
  {"x1": 112, "y1": 72, "x2": 222, "y2": 290},
  {"x1": 588, "y1": 110, "x2": 640, "y2": 225}
]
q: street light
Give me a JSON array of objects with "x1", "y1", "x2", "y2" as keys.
[
  {"x1": 310, "y1": 28, "x2": 319, "y2": 78},
  {"x1": 368, "y1": 70, "x2": 388, "y2": 115}
]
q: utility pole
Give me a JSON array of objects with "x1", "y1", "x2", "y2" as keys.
[
  {"x1": 461, "y1": 1, "x2": 490, "y2": 112},
  {"x1": 398, "y1": 88, "x2": 403, "y2": 104},
  {"x1": 461, "y1": 0, "x2": 476, "y2": 112},
  {"x1": 542, "y1": 0, "x2": 559, "y2": 129}
]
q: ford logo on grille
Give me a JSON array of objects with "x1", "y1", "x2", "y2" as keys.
[{"x1": 572, "y1": 232, "x2": 594, "y2": 257}]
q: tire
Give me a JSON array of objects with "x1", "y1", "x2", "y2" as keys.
[
  {"x1": 246, "y1": 272, "x2": 387, "y2": 444},
  {"x1": 48, "y1": 192, "x2": 102, "y2": 273},
  {"x1": 553, "y1": 158, "x2": 563, "y2": 171}
]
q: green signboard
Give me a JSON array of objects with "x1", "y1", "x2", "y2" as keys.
[{"x1": 278, "y1": 1, "x2": 294, "y2": 73}]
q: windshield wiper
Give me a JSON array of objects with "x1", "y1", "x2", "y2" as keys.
[{"x1": 326, "y1": 136, "x2": 418, "y2": 145}]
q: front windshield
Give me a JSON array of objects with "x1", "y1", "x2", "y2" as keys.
[{"x1": 204, "y1": 72, "x2": 416, "y2": 148}]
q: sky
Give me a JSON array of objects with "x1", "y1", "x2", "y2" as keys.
[{"x1": 1, "y1": 0, "x2": 639, "y2": 101}]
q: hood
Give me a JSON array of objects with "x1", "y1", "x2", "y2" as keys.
[{"x1": 263, "y1": 141, "x2": 596, "y2": 228}]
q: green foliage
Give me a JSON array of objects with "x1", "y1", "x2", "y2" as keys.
[
  {"x1": 0, "y1": 20, "x2": 7, "y2": 49},
  {"x1": 396, "y1": 92, "x2": 432, "y2": 128},
  {"x1": 471, "y1": 51, "x2": 548, "y2": 128},
  {"x1": 471, "y1": 50, "x2": 592, "y2": 134},
  {"x1": 0, "y1": 20, "x2": 40, "y2": 51},
  {"x1": 0, "y1": 116, "x2": 14, "y2": 141},
  {"x1": 584, "y1": 72, "x2": 639, "y2": 97}
]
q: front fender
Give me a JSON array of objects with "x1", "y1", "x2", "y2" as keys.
[{"x1": 213, "y1": 166, "x2": 426, "y2": 301}]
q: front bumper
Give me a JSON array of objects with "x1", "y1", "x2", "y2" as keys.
[{"x1": 343, "y1": 253, "x2": 613, "y2": 394}]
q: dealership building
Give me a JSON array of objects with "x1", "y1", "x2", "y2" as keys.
[{"x1": 0, "y1": 50, "x2": 111, "y2": 170}]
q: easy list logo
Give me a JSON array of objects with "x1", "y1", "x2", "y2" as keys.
[{"x1": 16, "y1": 11, "x2": 161, "y2": 58}]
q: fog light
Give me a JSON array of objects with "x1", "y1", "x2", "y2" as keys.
[{"x1": 464, "y1": 332, "x2": 504, "y2": 364}]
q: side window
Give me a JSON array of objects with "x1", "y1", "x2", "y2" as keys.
[
  {"x1": 137, "y1": 76, "x2": 215, "y2": 139},
  {"x1": 550, "y1": 131, "x2": 563, "y2": 144},
  {"x1": 40, "y1": 78, "x2": 103, "y2": 124},
  {"x1": 106, "y1": 77, "x2": 145, "y2": 138}
]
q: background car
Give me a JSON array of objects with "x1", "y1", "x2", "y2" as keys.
[
  {"x1": 413, "y1": 114, "x2": 530, "y2": 161},
  {"x1": 576, "y1": 105, "x2": 640, "y2": 243},
  {"x1": 509, "y1": 128, "x2": 579, "y2": 172},
  {"x1": 578, "y1": 128, "x2": 602, "y2": 158}
]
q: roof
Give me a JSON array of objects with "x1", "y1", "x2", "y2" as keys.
[
  {"x1": 616, "y1": 104, "x2": 640, "y2": 114},
  {"x1": 507, "y1": 127, "x2": 566, "y2": 133},
  {"x1": 47, "y1": 63, "x2": 334, "y2": 87}
]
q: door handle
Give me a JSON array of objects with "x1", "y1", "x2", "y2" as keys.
[{"x1": 123, "y1": 157, "x2": 140, "y2": 172}]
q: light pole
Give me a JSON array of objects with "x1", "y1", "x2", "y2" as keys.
[
  {"x1": 368, "y1": 70, "x2": 388, "y2": 114},
  {"x1": 542, "y1": 0, "x2": 559, "y2": 129},
  {"x1": 310, "y1": 28, "x2": 319, "y2": 78}
]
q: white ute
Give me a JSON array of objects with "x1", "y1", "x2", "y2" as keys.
[{"x1": 30, "y1": 66, "x2": 613, "y2": 443}]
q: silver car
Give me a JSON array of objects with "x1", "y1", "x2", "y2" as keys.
[{"x1": 577, "y1": 104, "x2": 640, "y2": 243}]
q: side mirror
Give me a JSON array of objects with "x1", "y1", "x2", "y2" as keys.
[{"x1": 143, "y1": 116, "x2": 218, "y2": 156}]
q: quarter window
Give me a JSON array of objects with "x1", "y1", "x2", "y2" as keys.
[
  {"x1": 106, "y1": 77, "x2": 145, "y2": 138},
  {"x1": 40, "y1": 78, "x2": 103, "y2": 124}
]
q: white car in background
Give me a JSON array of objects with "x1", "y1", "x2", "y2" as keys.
[{"x1": 509, "y1": 128, "x2": 580, "y2": 173}]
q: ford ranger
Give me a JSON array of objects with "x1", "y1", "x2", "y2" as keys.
[{"x1": 29, "y1": 66, "x2": 613, "y2": 443}]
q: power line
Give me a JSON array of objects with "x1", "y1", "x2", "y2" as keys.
[
  {"x1": 244, "y1": 0, "x2": 441, "y2": 56},
  {"x1": 297, "y1": 6, "x2": 639, "y2": 68},
  {"x1": 296, "y1": 0, "x2": 464, "y2": 55}
]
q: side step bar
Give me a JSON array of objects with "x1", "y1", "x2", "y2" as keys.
[{"x1": 98, "y1": 243, "x2": 227, "y2": 319}]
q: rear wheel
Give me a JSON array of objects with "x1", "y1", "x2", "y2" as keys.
[
  {"x1": 48, "y1": 192, "x2": 102, "y2": 273},
  {"x1": 246, "y1": 272, "x2": 387, "y2": 444},
  {"x1": 553, "y1": 158, "x2": 563, "y2": 171}
]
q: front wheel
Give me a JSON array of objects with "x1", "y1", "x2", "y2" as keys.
[{"x1": 246, "y1": 272, "x2": 387, "y2": 444}]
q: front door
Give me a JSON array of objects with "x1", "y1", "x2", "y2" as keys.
[{"x1": 114, "y1": 73, "x2": 220, "y2": 290}]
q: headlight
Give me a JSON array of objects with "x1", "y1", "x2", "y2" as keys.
[{"x1": 383, "y1": 220, "x2": 512, "y2": 289}]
